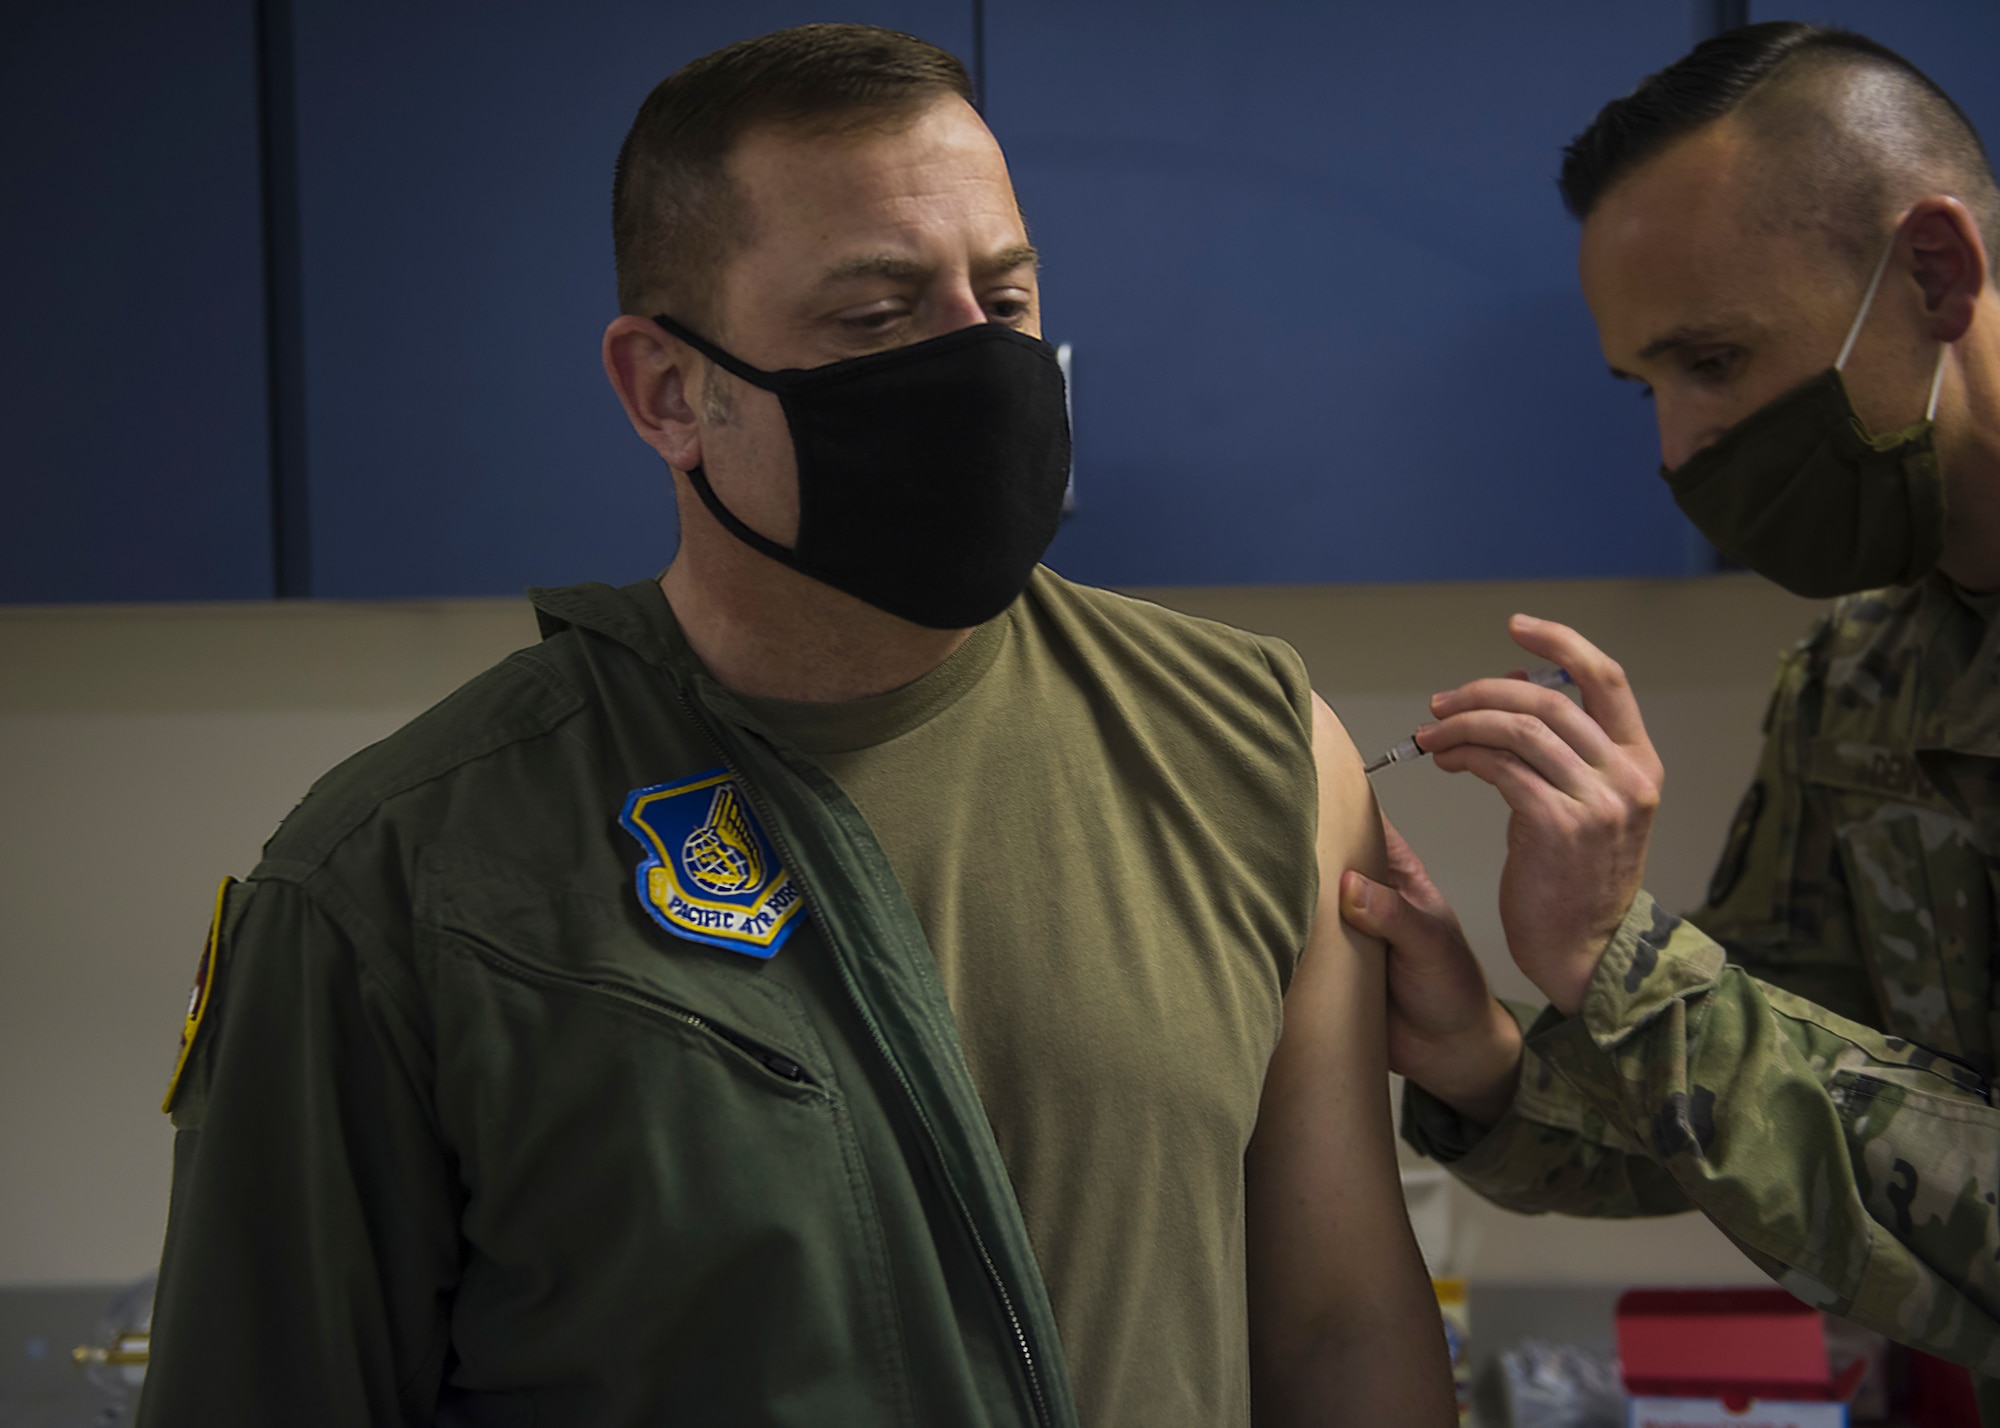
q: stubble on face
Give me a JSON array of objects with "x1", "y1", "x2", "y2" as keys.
[{"x1": 697, "y1": 357, "x2": 735, "y2": 427}]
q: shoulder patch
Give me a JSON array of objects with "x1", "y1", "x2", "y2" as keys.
[
  {"x1": 618, "y1": 769, "x2": 807, "y2": 957},
  {"x1": 162, "y1": 877, "x2": 234, "y2": 1113},
  {"x1": 1706, "y1": 780, "x2": 1765, "y2": 907}
]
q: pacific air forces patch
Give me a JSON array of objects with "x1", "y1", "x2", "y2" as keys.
[{"x1": 619, "y1": 769, "x2": 806, "y2": 957}]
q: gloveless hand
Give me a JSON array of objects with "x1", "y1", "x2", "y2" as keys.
[
  {"x1": 1414, "y1": 615, "x2": 1663, "y2": 1016},
  {"x1": 1340, "y1": 817, "x2": 1523, "y2": 1126}
]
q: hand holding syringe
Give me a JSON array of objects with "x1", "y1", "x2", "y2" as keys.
[
  {"x1": 1363, "y1": 667, "x2": 1574, "y2": 774},
  {"x1": 1346, "y1": 612, "x2": 1663, "y2": 1018}
]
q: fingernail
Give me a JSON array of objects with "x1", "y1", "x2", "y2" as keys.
[
  {"x1": 1413, "y1": 722, "x2": 1439, "y2": 748},
  {"x1": 1512, "y1": 613, "x2": 1540, "y2": 628},
  {"x1": 1341, "y1": 872, "x2": 1371, "y2": 911},
  {"x1": 1429, "y1": 691, "x2": 1455, "y2": 715}
]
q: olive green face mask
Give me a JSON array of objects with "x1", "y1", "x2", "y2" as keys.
[{"x1": 1661, "y1": 234, "x2": 1949, "y2": 598}]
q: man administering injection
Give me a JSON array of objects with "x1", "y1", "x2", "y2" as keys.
[{"x1": 1342, "y1": 21, "x2": 2000, "y2": 1417}]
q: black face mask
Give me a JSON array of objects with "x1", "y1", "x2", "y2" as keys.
[{"x1": 655, "y1": 314, "x2": 1072, "y2": 630}]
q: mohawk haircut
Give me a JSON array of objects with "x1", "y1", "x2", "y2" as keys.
[{"x1": 1559, "y1": 22, "x2": 2000, "y2": 273}]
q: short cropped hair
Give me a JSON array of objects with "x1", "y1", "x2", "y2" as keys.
[
  {"x1": 1559, "y1": 22, "x2": 2000, "y2": 271},
  {"x1": 612, "y1": 24, "x2": 973, "y2": 330}
]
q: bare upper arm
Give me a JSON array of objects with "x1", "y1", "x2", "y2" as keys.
[
  {"x1": 1247, "y1": 693, "x2": 1395, "y2": 1226},
  {"x1": 1265, "y1": 694, "x2": 1392, "y2": 1119},
  {"x1": 1307, "y1": 692, "x2": 1389, "y2": 895},
  {"x1": 1245, "y1": 693, "x2": 1450, "y2": 1418}
]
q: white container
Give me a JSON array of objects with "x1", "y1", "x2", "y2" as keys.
[{"x1": 1626, "y1": 1396, "x2": 1849, "y2": 1428}]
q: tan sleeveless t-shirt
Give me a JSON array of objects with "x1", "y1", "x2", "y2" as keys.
[{"x1": 736, "y1": 568, "x2": 1319, "y2": 1428}]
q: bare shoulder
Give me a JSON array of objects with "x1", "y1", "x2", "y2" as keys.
[
  {"x1": 1308, "y1": 692, "x2": 1363, "y2": 778},
  {"x1": 1307, "y1": 692, "x2": 1386, "y2": 879}
]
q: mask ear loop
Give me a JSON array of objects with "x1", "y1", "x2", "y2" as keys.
[
  {"x1": 1925, "y1": 344, "x2": 1948, "y2": 421},
  {"x1": 1835, "y1": 234, "x2": 1899, "y2": 372},
  {"x1": 1834, "y1": 230, "x2": 1949, "y2": 423},
  {"x1": 649, "y1": 313, "x2": 806, "y2": 563}
]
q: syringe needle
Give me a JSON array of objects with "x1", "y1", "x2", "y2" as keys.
[
  {"x1": 1363, "y1": 668, "x2": 1570, "y2": 775},
  {"x1": 1362, "y1": 735, "x2": 1424, "y2": 775}
]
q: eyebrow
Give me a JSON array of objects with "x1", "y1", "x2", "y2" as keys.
[
  {"x1": 1606, "y1": 319, "x2": 1751, "y2": 382},
  {"x1": 811, "y1": 243, "x2": 1041, "y2": 291},
  {"x1": 1638, "y1": 324, "x2": 1735, "y2": 360},
  {"x1": 977, "y1": 242, "x2": 1041, "y2": 277},
  {"x1": 814, "y1": 253, "x2": 925, "y2": 289},
  {"x1": 1642, "y1": 314, "x2": 1764, "y2": 362}
]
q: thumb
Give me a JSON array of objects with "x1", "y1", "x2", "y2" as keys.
[
  {"x1": 1380, "y1": 821, "x2": 1450, "y2": 922},
  {"x1": 1340, "y1": 870, "x2": 1411, "y2": 945}
]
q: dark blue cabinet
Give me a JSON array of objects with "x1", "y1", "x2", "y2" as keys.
[
  {"x1": 991, "y1": 2, "x2": 1708, "y2": 586},
  {"x1": 2, "y1": 0, "x2": 272, "y2": 602},
  {"x1": 30, "y1": 6, "x2": 1987, "y2": 603},
  {"x1": 289, "y1": 1, "x2": 976, "y2": 599}
]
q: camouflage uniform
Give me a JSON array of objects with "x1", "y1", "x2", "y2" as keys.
[{"x1": 1403, "y1": 573, "x2": 2000, "y2": 1388}]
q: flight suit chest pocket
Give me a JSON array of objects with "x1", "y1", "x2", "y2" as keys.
[
  {"x1": 410, "y1": 845, "x2": 907, "y2": 1417},
  {"x1": 416, "y1": 842, "x2": 829, "y2": 1085}
]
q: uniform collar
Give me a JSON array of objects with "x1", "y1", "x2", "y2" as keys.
[
  {"x1": 529, "y1": 578, "x2": 692, "y2": 671},
  {"x1": 528, "y1": 578, "x2": 775, "y2": 743}
]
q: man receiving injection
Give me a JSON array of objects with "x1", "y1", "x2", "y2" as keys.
[{"x1": 1341, "y1": 21, "x2": 2000, "y2": 1414}]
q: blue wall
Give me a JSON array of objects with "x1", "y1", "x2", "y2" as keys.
[
  {"x1": 2, "y1": 0, "x2": 273, "y2": 602},
  {"x1": 288, "y1": 1, "x2": 976, "y2": 599},
  {"x1": 10, "y1": 3, "x2": 2000, "y2": 600},
  {"x1": 992, "y1": 2, "x2": 1704, "y2": 585}
]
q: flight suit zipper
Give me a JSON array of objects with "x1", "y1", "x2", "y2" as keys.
[{"x1": 676, "y1": 689, "x2": 1055, "y2": 1428}]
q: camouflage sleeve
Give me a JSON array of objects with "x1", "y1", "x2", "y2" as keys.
[
  {"x1": 1527, "y1": 891, "x2": 2000, "y2": 1375},
  {"x1": 1401, "y1": 619, "x2": 1831, "y2": 1219},
  {"x1": 1400, "y1": 1003, "x2": 1696, "y2": 1218}
]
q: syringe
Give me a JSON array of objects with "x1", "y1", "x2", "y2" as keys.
[{"x1": 1362, "y1": 667, "x2": 1574, "y2": 775}]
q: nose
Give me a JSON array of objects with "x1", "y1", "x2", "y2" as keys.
[
  {"x1": 1655, "y1": 398, "x2": 1724, "y2": 473},
  {"x1": 1658, "y1": 419, "x2": 1691, "y2": 473},
  {"x1": 929, "y1": 278, "x2": 989, "y2": 338}
]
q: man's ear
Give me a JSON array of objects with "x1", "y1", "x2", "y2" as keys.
[
  {"x1": 602, "y1": 314, "x2": 703, "y2": 471},
  {"x1": 1902, "y1": 195, "x2": 1986, "y2": 344}
]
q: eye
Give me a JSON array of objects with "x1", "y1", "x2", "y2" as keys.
[
  {"x1": 984, "y1": 287, "x2": 1034, "y2": 324},
  {"x1": 840, "y1": 308, "x2": 905, "y2": 333},
  {"x1": 1685, "y1": 348, "x2": 1741, "y2": 384}
]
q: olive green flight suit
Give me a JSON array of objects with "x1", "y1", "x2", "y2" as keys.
[
  {"x1": 1405, "y1": 576, "x2": 2000, "y2": 1404},
  {"x1": 139, "y1": 579, "x2": 1081, "y2": 1428}
]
